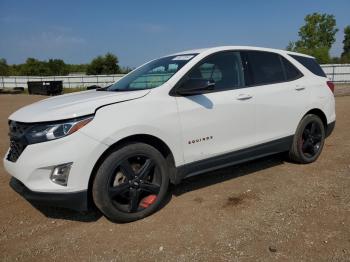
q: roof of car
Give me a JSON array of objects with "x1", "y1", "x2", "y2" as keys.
[{"x1": 172, "y1": 46, "x2": 314, "y2": 59}]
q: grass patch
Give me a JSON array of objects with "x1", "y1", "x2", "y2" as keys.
[{"x1": 63, "y1": 87, "x2": 87, "y2": 94}]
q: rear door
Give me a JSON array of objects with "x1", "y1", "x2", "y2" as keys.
[
  {"x1": 241, "y1": 51, "x2": 309, "y2": 144},
  {"x1": 174, "y1": 51, "x2": 256, "y2": 164}
]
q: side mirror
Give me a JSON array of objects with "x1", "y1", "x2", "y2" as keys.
[{"x1": 176, "y1": 79, "x2": 215, "y2": 96}]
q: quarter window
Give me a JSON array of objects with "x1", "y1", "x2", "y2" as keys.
[
  {"x1": 186, "y1": 52, "x2": 244, "y2": 91},
  {"x1": 290, "y1": 55, "x2": 326, "y2": 77}
]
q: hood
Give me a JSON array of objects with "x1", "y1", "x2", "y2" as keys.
[{"x1": 9, "y1": 89, "x2": 150, "y2": 122}]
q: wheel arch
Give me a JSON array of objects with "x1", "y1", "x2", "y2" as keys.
[
  {"x1": 304, "y1": 108, "x2": 328, "y2": 129},
  {"x1": 87, "y1": 134, "x2": 177, "y2": 207}
]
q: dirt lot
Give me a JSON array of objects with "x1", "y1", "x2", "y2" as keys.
[{"x1": 0, "y1": 87, "x2": 349, "y2": 261}]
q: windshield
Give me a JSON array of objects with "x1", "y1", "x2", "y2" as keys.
[{"x1": 107, "y1": 54, "x2": 197, "y2": 91}]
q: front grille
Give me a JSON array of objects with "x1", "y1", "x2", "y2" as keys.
[
  {"x1": 6, "y1": 121, "x2": 31, "y2": 162},
  {"x1": 7, "y1": 140, "x2": 27, "y2": 162}
]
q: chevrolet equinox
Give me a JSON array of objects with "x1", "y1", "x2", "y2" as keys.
[{"x1": 4, "y1": 46, "x2": 336, "y2": 222}]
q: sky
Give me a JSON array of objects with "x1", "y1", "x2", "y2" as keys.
[{"x1": 0, "y1": 0, "x2": 349, "y2": 67}]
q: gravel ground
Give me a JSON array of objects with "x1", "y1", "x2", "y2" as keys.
[
  {"x1": 334, "y1": 84, "x2": 350, "y2": 96},
  {"x1": 0, "y1": 86, "x2": 349, "y2": 261}
]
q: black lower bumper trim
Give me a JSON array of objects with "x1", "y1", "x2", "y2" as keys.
[
  {"x1": 326, "y1": 121, "x2": 336, "y2": 138},
  {"x1": 10, "y1": 177, "x2": 88, "y2": 211}
]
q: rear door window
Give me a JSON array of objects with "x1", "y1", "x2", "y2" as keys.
[
  {"x1": 242, "y1": 51, "x2": 285, "y2": 86},
  {"x1": 289, "y1": 55, "x2": 326, "y2": 77},
  {"x1": 281, "y1": 56, "x2": 303, "y2": 81}
]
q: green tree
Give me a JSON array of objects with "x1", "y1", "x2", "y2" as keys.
[
  {"x1": 0, "y1": 54, "x2": 122, "y2": 76},
  {"x1": 120, "y1": 66, "x2": 133, "y2": 74},
  {"x1": 330, "y1": 56, "x2": 341, "y2": 63},
  {"x1": 0, "y1": 58, "x2": 10, "y2": 76},
  {"x1": 19, "y1": 58, "x2": 50, "y2": 76},
  {"x1": 66, "y1": 63, "x2": 89, "y2": 74},
  {"x1": 341, "y1": 26, "x2": 350, "y2": 63},
  {"x1": 296, "y1": 13, "x2": 338, "y2": 50},
  {"x1": 286, "y1": 41, "x2": 296, "y2": 51},
  {"x1": 86, "y1": 53, "x2": 120, "y2": 75},
  {"x1": 86, "y1": 56, "x2": 104, "y2": 75},
  {"x1": 47, "y1": 59, "x2": 69, "y2": 75},
  {"x1": 287, "y1": 13, "x2": 338, "y2": 64}
]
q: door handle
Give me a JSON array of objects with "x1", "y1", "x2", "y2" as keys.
[
  {"x1": 236, "y1": 94, "x2": 253, "y2": 100},
  {"x1": 295, "y1": 86, "x2": 305, "y2": 91}
]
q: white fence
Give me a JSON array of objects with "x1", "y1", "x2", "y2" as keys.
[
  {"x1": 0, "y1": 64, "x2": 349, "y2": 90},
  {"x1": 0, "y1": 74, "x2": 125, "y2": 89},
  {"x1": 321, "y1": 64, "x2": 350, "y2": 83}
]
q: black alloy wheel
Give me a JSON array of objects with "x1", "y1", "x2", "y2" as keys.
[
  {"x1": 108, "y1": 155, "x2": 161, "y2": 213},
  {"x1": 300, "y1": 121, "x2": 323, "y2": 159},
  {"x1": 93, "y1": 143, "x2": 169, "y2": 222},
  {"x1": 289, "y1": 114, "x2": 325, "y2": 164}
]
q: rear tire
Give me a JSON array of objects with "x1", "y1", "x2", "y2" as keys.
[
  {"x1": 92, "y1": 143, "x2": 169, "y2": 223},
  {"x1": 289, "y1": 114, "x2": 325, "y2": 164}
]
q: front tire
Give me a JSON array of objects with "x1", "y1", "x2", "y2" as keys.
[
  {"x1": 289, "y1": 114, "x2": 325, "y2": 164},
  {"x1": 92, "y1": 143, "x2": 169, "y2": 223}
]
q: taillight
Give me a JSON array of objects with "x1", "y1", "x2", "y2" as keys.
[{"x1": 327, "y1": 81, "x2": 335, "y2": 94}]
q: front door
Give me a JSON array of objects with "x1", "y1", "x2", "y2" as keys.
[{"x1": 174, "y1": 51, "x2": 256, "y2": 164}]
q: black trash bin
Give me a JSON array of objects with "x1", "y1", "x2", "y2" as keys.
[{"x1": 27, "y1": 81, "x2": 63, "y2": 95}]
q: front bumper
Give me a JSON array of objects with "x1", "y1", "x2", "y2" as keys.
[
  {"x1": 10, "y1": 177, "x2": 88, "y2": 211},
  {"x1": 3, "y1": 131, "x2": 107, "y2": 192},
  {"x1": 3, "y1": 130, "x2": 108, "y2": 210}
]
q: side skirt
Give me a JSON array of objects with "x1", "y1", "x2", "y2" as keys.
[{"x1": 174, "y1": 135, "x2": 294, "y2": 184}]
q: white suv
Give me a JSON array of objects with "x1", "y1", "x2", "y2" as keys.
[{"x1": 4, "y1": 46, "x2": 336, "y2": 222}]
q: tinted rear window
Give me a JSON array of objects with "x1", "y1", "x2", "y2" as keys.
[
  {"x1": 242, "y1": 51, "x2": 285, "y2": 86},
  {"x1": 281, "y1": 57, "x2": 303, "y2": 80},
  {"x1": 290, "y1": 55, "x2": 326, "y2": 77}
]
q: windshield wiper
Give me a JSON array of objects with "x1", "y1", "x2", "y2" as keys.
[
  {"x1": 108, "y1": 88, "x2": 151, "y2": 92},
  {"x1": 95, "y1": 85, "x2": 112, "y2": 91}
]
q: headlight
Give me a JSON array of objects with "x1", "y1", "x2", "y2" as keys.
[{"x1": 25, "y1": 115, "x2": 93, "y2": 144}]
